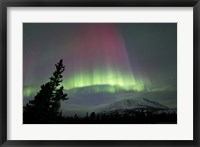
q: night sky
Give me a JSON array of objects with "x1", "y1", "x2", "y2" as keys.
[{"x1": 23, "y1": 23, "x2": 177, "y2": 116}]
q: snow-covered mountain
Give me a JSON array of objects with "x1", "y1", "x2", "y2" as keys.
[{"x1": 95, "y1": 98, "x2": 171, "y2": 114}]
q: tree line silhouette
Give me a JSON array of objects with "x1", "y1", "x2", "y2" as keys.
[
  {"x1": 23, "y1": 60, "x2": 177, "y2": 124},
  {"x1": 57, "y1": 111, "x2": 177, "y2": 124}
]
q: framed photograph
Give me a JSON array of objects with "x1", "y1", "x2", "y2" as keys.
[{"x1": 0, "y1": 0, "x2": 199, "y2": 146}]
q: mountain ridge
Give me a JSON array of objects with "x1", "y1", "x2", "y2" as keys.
[{"x1": 95, "y1": 98, "x2": 173, "y2": 115}]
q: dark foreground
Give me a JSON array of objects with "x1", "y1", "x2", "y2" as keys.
[{"x1": 24, "y1": 111, "x2": 177, "y2": 124}]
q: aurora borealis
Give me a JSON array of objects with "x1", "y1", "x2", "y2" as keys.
[
  {"x1": 62, "y1": 24, "x2": 145, "y2": 92},
  {"x1": 23, "y1": 23, "x2": 177, "y2": 116}
]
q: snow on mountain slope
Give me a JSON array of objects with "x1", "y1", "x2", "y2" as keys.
[{"x1": 95, "y1": 98, "x2": 169, "y2": 114}]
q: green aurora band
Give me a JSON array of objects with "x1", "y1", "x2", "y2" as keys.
[
  {"x1": 63, "y1": 68, "x2": 145, "y2": 93},
  {"x1": 24, "y1": 72, "x2": 145, "y2": 97}
]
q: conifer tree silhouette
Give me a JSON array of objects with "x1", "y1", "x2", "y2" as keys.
[{"x1": 23, "y1": 59, "x2": 68, "y2": 123}]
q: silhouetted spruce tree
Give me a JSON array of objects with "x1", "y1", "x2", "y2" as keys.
[{"x1": 23, "y1": 59, "x2": 68, "y2": 124}]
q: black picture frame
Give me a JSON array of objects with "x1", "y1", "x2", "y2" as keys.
[{"x1": 0, "y1": 0, "x2": 199, "y2": 146}]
